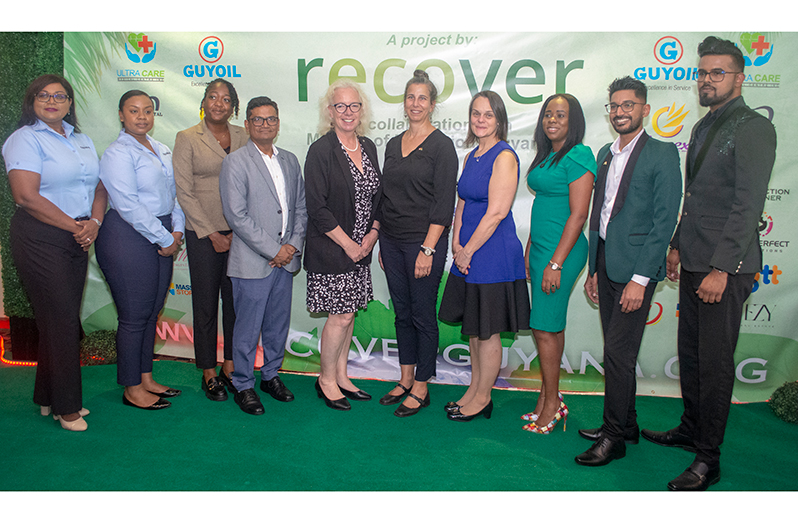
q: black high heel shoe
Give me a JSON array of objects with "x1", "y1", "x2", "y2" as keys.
[
  {"x1": 447, "y1": 400, "x2": 493, "y2": 422},
  {"x1": 341, "y1": 387, "x2": 371, "y2": 401},
  {"x1": 444, "y1": 401, "x2": 461, "y2": 414},
  {"x1": 315, "y1": 379, "x2": 351, "y2": 411}
]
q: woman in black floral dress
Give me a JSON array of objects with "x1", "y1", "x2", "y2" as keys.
[{"x1": 303, "y1": 79, "x2": 382, "y2": 411}]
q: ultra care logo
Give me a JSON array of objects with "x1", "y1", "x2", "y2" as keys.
[
  {"x1": 118, "y1": 32, "x2": 165, "y2": 82},
  {"x1": 738, "y1": 33, "x2": 780, "y2": 88},
  {"x1": 183, "y1": 36, "x2": 241, "y2": 80}
]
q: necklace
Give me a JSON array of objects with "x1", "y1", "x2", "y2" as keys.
[{"x1": 341, "y1": 137, "x2": 359, "y2": 152}]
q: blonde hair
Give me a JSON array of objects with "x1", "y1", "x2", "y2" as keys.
[{"x1": 316, "y1": 79, "x2": 372, "y2": 136}]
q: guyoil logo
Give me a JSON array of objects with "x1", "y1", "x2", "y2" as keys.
[
  {"x1": 125, "y1": 33, "x2": 157, "y2": 64},
  {"x1": 652, "y1": 103, "x2": 689, "y2": 138}
]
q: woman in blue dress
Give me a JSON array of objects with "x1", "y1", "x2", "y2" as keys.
[
  {"x1": 438, "y1": 91, "x2": 530, "y2": 422},
  {"x1": 522, "y1": 94, "x2": 596, "y2": 434}
]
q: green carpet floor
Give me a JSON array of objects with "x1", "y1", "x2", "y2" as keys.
[{"x1": 1, "y1": 360, "x2": 796, "y2": 491}]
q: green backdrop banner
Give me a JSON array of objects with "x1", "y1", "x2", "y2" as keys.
[{"x1": 66, "y1": 32, "x2": 798, "y2": 402}]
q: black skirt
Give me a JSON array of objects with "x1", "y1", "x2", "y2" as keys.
[{"x1": 438, "y1": 273, "x2": 530, "y2": 340}]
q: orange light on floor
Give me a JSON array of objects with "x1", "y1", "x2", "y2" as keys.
[{"x1": 0, "y1": 335, "x2": 38, "y2": 367}]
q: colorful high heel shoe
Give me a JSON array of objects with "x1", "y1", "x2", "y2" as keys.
[
  {"x1": 521, "y1": 392, "x2": 564, "y2": 421},
  {"x1": 523, "y1": 401, "x2": 568, "y2": 434}
]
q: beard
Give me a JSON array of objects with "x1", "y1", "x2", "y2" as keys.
[
  {"x1": 611, "y1": 114, "x2": 643, "y2": 135},
  {"x1": 699, "y1": 83, "x2": 735, "y2": 108}
]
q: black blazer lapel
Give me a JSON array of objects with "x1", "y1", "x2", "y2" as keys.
[
  {"x1": 688, "y1": 102, "x2": 746, "y2": 183},
  {"x1": 590, "y1": 148, "x2": 612, "y2": 233},
  {"x1": 611, "y1": 131, "x2": 649, "y2": 221},
  {"x1": 327, "y1": 132, "x2": 356, "y2": 209}
]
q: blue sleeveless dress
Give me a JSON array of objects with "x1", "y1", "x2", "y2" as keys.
[{"x1": 438, "y1": 141, "x2": 530, "y2": 338}]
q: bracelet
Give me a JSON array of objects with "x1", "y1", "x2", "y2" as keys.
[{"x1": 91, "y1": 218, "x2": 102, "y2": 227}]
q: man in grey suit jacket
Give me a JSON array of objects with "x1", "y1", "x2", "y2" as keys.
[
  {"x1": 219, "y1": 96, "x2": 307, "y2": 415},
  {"x1": 575, "y1": 77, "x2": 681, "y2": 467},
  {"x1": 641, "y1": 37, "x2": 776, "y2": 490}
]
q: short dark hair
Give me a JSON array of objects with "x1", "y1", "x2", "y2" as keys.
[
  {"x1": 529, "y1": 93, "x2": 586, "y2": 172},
  {"x1": 608, "y1": 76, "x2": 647, "y2": 102},
  {"x1": 464, "y1": 90, "x2": 508, "y2": 148},
  {"x1": 201, "y1": 78, "x2": 240, "y2": 118},
  {"x1": 118, "y1": 89, "x2": 150, "y2": 127},
  {"x1": 246, "y1": 96, "x2": 279, "y2": 120},
  {"x1": 697, "y1": 36, "x2": 745, "y2": 72},
  {"x1": 19, "y1": 74, "x2": 79, "y2": 132}
]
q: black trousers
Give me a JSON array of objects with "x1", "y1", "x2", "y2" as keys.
[
  {"x1": 379, "y1": 232, "x2": 448, "y2": 382},
  {"x1": 596, "y1": 239, "x2": 657, "y2": 440},
  {"x1": 10, "y1": 208, "x2": 87, "y2": 416},
  {"x1": 676, "y1": 268, "x2": 754, "y2": 467},
  {"x1": 184, "y1": 229, "x2": 235, "y2": 369},
  {"x1": 95, "y1": 209, "x2": 174, "y2": 386}
]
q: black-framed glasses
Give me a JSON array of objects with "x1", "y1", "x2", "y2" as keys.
[
  {"x1": 696, "y1": 69, "x2": 742, "y2": 82},
  {"x1": 36, "y1": 92, "x2": 69, "y2": 103},
  {"x1": 249, "y1": 116, "x2": 279, "y2": 126},
  {"x1": 332, "y1": 102, "x2": 362, "y2": 113},
  {"x1": 605, "y1": 102, "x2": 645, "y2": 114}
]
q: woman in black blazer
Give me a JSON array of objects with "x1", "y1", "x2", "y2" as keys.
[{"x1": 304, "y1": 79, "x2": 382, "y2": 411}]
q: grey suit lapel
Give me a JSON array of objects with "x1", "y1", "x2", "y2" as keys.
[{"x1": 247, "y1": 141, "x2": 280, "y2": 202}]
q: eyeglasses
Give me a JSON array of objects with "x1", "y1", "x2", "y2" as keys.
[
  {"x1": 332, "y1": 102, "x2": 362, "y2": 113},
  {"x1": 696, "y1": 69, "x2": 742, "y2": 82},
  {"x1": 36, "y1": 92, "x2": 69, "y2": 103},
  {"x1": 605, "y1": 102, "x2": 645, "y2": 114},
  {"x1": 249, "y1": 116, "x2": 279, "y2": 126}
]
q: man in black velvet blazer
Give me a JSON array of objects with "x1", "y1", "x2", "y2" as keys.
[
  {"x1": 574, "y1": 77, "x2": 681, "y2": 468},
  {"x1": 641, "y1": 36, "x2": 777, "y2": 491}
]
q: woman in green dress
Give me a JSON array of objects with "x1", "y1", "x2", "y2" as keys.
[{"x1": 523, "y1": 94, "x2": 596, "y2": 434}]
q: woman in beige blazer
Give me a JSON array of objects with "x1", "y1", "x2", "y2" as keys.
[{"x1": 174, "y1": 78, "x2": 249, "y2": 402}]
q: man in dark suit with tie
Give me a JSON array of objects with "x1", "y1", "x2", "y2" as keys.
[
  {"x1": 574, "y1": 77, "x2": 682, "y2": 467},
  {"x1": 219, "y1": 96, "x2": 307, "y2": 415},
  {"x1": 641, "y1": 36, "x2": 776, "y2": 491}
]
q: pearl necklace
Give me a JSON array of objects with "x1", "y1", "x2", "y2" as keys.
[{"x1": 341, "y1": 137, "x2": 359, "y2": 152}]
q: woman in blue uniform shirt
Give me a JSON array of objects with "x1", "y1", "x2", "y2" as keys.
[
  {"x1": 3, "y1": 74, "x2": 107, "y2": 432},
  {"x1": 95, "y1": 89, "x2": 185, "y2": 410}
]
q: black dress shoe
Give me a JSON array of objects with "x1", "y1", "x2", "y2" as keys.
[
  {"x1": 218, "y1": 369, "x2": 237, "y2": 394},
  {"x1": 148, "y1": 388, "x2": 181, "y2": 398},
  {"x1": 202, "y1": 376, "x2": 228, "y2": 402},
  {"x1": 641, "y1": 427, "x2": 697, "y2": 452},
  {"x1": 379, "y1": 383, "x2": 410, "y2": 405},
  {"x1": 578, "y1": 426, "x2": 639, "y2": 444},
  {"x1": 575, "y1": 437, "x2": 627, "y2": 466},
  {"x1": 667, "y1": 460, "x2": 720, "y2": 491},
  {"x1": 444, "y1": 401, "x2": 461, "y2": 414},
  {"x1": 123, "y1": 394, "x2": 171, "y2": 410},
  {"x1": 315, "y1": 379, "x2": 351, "y2": 411},
  {"x1": 341, "y1": 387, "x2": 371, "y2": 401},
  {"x1": 447, "y1": 400, "x2": 493, "y2": 422},
  {"x1": 394, "y1": 391, "x2": 430, "y2": 418},
  {"x1": 234, "y1": 388, "x2": 265, "y2": 415},
  {"x1": 260, "y1": 376, "x2": 295, "y2": 402}
]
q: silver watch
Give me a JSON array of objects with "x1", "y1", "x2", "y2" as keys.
[{"x1": 420, "y1": 245, "x2": 435, "y2": 256}]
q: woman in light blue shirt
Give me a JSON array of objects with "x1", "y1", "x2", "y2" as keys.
[
  {"x1": 95, "y1": 89, "x2": 185, "y2": 410},
  {"x1": 3, "y1": 74, "x2": 106, "y2": 432}
]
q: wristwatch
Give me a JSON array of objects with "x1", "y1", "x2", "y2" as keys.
[
  {"x1": 548, "y1": 260, "x2": 562, "y2": 271},
  {"x1": 420, "y1": 245, "x2": 436, "y2": 256}
]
